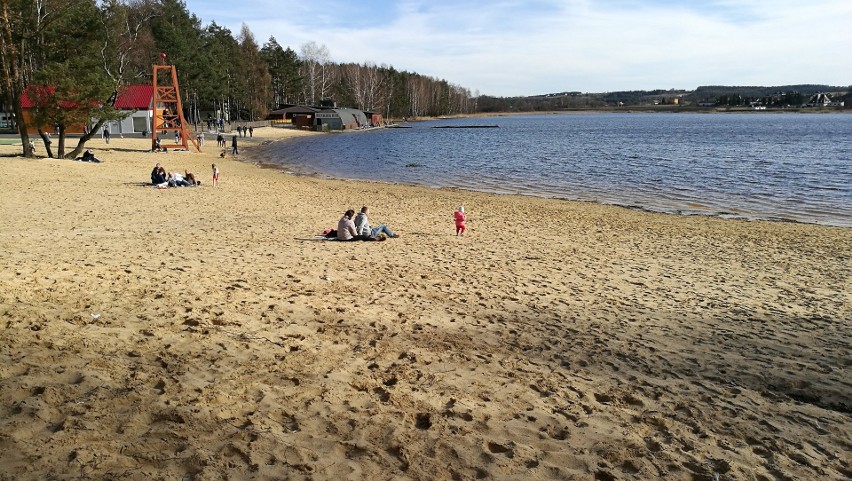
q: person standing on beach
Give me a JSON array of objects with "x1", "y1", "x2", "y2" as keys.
[
  {"x1": 454, "y1": 206, "x2": 466, "y2": 236},
  {"x1": 231, "y1": 134, "x2": 238, "y2": 155},
  {"x1": 212, "y1": 163, "x2": 219, "y2": 187}
]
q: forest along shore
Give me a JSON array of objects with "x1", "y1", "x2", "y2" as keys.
[{"x1": 0, "y1": 127, "x2": 850, "y2": 481}]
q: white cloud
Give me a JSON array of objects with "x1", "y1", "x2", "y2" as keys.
[{"x1": 184, "y1": 0, "x2": 852, "y2": 96}]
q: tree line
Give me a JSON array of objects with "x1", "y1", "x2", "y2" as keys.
[
  {"x1": 0, "y1": 0, "x2": 474, "y2": 158},
  {"x1": 474, "y1": 85, "x2": 850, "y2": 112}
]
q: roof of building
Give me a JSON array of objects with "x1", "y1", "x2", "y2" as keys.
[
  {"x1": 326, "y1": 108, "x2": 368, "y2": 127},
  {"x1": 115, "y1": 85, "x2": 153, "y2": 109},
  {"x1": 21, "y1": 86, "x2": 51, "y2": 108},
  {"x1": 270, "y1": 105, "x2": 322, "y2": 115},
  {"x1": 21, "y1": 84, "x2": 153, "y2": 110}
]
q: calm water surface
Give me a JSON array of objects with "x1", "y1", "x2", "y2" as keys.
[{"x1": 253, "y1": 113, "x2": 852, "y2": 227}]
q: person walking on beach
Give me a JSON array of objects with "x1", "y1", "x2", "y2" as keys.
[
  {"x1": 212, "y1": 163, "x2": 219, "y2": 187},
  {"x1": 231, "y1": 134, "x2": 238, "y2": 155},
  {"x1": 454, "y1": 205, "x2": 466, "y2": 236}
]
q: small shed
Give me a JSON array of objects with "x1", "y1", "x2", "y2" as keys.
[
  {"x1": 363, "y1": 110, "x2": 384, "y2": 127},
  {"x1": 315, "y1": 108, "x2": 368, "y2": 131},
  {"x1": 269, "y1": 105, "x2": 322, "y2": 129}
]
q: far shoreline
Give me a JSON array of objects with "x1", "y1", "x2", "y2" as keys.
[{"x1": 412, "y1": 107, "x2": 851, "y2": 120}]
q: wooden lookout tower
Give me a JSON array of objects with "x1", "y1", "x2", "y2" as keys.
[{"x1": 151, "y1": 53, "x2": 200, "y2": 152}]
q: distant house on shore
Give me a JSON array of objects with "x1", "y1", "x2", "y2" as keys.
[
  {"x1": 268, "y1": 105, "x2": 322, "y2": 129},
  {"x1": 267, "y1": 104, "x2": 382, "y2": 131},
  {"x1": 20, "y1": 84, "x2": 154, "y2": 136},
  {"x1": 806, "y1": 93, "x2": 833, "y2": 107},
  {"x1": 315, "y1": 108, "x2": 368, "y2": 131},
  {"x1": 364, "y1": 110, "x2": 384, "y2": 127}
]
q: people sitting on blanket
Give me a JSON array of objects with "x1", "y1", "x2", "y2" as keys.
[
  {"x1": 154, "y1": 169, "x2": 194, "y2": 188},
  {"x1": 78, "y1": 149, "x2": 102, "y2": 162},
  {"x1": 354, "y1": 206, "x2": 399, "y2": 239},
  {"x1": 167, "y1": 171, "x2": 192, "y2": 187},
  {"x1": 151, "y1": 163, "x2": 167, "y2": 184},
  {"x1": 337, "y1": 209, "x2": 384, "y2": 241},
  {"x1": 184, "y1": 169, "x2": 199, "y2": 186}
]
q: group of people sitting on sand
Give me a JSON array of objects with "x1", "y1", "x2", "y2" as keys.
[
  {"x1": 326, "y1": 206, "x2": 400, "y2": 241},
  {"x1": 76, "y1": 149, "x2": 102, "y2": 163},
  {"x1": 321, "y1": 205, "x2": 466, "y2": 241},
  {"x1": 150, "y1": 162, "x2": 200, "y2": 188}
]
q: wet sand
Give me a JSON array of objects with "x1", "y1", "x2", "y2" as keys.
[{"x1": 1, "y1": 127, "x2": 850, "y2": 480}]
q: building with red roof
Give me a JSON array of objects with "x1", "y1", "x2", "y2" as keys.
[
  {"x1": 106, "y1": 85, "x2": 154, "y2": 137},
  {"x1": 113, "y1": 85, "x2": 153, "y2": 110},
  {"x1": 18, "y1": 84, "x2": 154, "y2": 136}
]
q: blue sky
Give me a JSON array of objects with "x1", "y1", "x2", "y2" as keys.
[{"x1": 182, "y1": 0, "x2": 851, "y2": 97}]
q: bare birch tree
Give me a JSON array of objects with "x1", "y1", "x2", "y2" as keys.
[{"x1": 299, "y1": 41, "x2": 331, "y2": 105}]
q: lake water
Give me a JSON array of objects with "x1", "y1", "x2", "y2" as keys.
[{"x1": 253, "y1": 113, "x2": 852, "y2": 228}]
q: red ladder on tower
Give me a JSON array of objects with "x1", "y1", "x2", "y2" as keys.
[{"x1": 151, "y1": 53, "x2": 200, "y2": 152}]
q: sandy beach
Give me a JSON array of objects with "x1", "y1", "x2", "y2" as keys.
[{"x1": 1, "y1": 127, "x2": 850, "y2": 480}]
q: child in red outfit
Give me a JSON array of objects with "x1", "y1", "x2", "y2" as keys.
[{"x1": 454, "y1": 206, "x2": 466, "y2": 236}]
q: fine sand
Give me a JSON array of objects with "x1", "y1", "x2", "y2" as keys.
[{"x1": 0, "y1": 127, "x2": 850, "y2": 481}]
